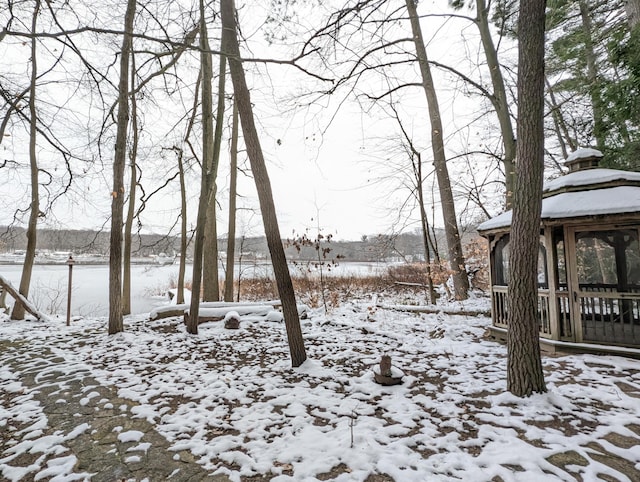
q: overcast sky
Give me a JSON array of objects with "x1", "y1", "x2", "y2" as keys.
[{"x1": 0, "y1": 1, "x2": 507, "y2": 242}]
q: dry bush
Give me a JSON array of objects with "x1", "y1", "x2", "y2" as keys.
[
  {"x1": 230, "y1": 274, "x2": 390, "y2": 308},
  {"x1": 386, "y1": 262, "x2": 452, "y2": 286},
  {"x1": 157, "y1": 249, "x2": 491, "y2": 309},
  {"x1": 237, "y1": 276, "x2": 278, "y2": 300}
]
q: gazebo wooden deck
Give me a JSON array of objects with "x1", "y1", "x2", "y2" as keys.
[{"x1": 477, "y1": 148, "x2": 640, "y2": 358}]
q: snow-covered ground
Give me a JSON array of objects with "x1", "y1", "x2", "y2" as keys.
[{"x1": 1, "y1": 294, "x2": 640, "y2": 481}]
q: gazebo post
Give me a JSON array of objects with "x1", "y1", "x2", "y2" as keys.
[
  {"x1": 565, "y1": 226, "x2": 584, "y2": 343},
  {"x1": 544, "y1": 227, "x2": 561, "y2": 341}
]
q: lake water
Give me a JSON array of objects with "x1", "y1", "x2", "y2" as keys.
[{"x1": 0, "y1": 261, "x2": 388, "y2": 317}]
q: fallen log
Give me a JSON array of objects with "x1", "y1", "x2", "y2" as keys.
[
  {"x1": 151, "y1": 301, "x2": 308, "y2": 322},
  {"x1": 150, "y1": 300, "x2": 283, "y2": 321},
  {"x1": 377, "y1": 303, "x2": 490, "y2": 317},
  {"x1": 0, "y1": 275, "x2": 49, "y2": 321}
]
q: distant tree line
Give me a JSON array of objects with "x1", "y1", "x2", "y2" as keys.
[{"x1": 0, "y1": 225, "x2": 462, "y2": 263}]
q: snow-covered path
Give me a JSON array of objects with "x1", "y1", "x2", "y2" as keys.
[{"x1": 1, "y1": 300, "x2": 640, "y2": 481}]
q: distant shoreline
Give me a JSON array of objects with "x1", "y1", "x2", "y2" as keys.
[{"x1": 0, "y1": 256, "x2": 176, "y2": 266}]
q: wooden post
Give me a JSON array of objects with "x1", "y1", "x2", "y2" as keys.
[
  {"x1": 66, "y1": 255, "x2": 74, "y2": 326},
  {"x1": 545, "y1": 228, "x2": 561, "y2": 340},
  {"x1": 566, "y1": 226, "x2": 582, "y2": 343}
]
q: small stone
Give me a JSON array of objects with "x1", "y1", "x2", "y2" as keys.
[{"x1": 224, "y1": 311, "x2": 241, "y2": 329}]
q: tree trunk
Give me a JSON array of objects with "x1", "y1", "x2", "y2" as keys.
[
  {"x1": 405, "y1": 0, "x2": 469, "y2": 300},
  {"x1": 476, "y1": 0, "x2": 517, "y2": 209},
  {"x1": 122, "y1": 49, "x2": 139, "y2": 316},
  {"x1": 177, "y1": 147, "x2": 188, "y2": 305},
  {"x1": 506, "y1": 0, "x2": 547, "y2": 398},
  {"x1": 545, "y1": 76, "x2": 577, "y2": 158},
  {"x1": 224, "y1": 98, "x2": 239, "y2": 302},
  {"x1": 416, "y1": 153, "x2": 436, "y2": 303},
  {"x1": 626, "y1": 0, "x2": 640, "y2": 28},
  {"x1": 11, "y1": 0, "x2": 40, "y2": 321},
  {"x1": 221, "y1": 0, "x2": 307, "y2": 367},
  {"x1": 203, "y1": 52, "x2": 228, "y2": 302},
  {"x1": 177, "y1": 73, "x2": 202, "y2": 306},
  {"x1": 579, "y1": 1, "x2": 606, "y2": 153},
  {"x1": 188, "y1": 0, "x2": 215, "y2": 334},
  {"x1": 108, "y1": 0, "x2": 136, "y2": 335}
]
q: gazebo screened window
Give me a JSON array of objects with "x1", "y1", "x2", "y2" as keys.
[
  {"x1": 574, "y1": 229, "x2": 640, "y2": 290},
  {"x1": 491, "y1": 234, "x2": 548, "y2": 289}
]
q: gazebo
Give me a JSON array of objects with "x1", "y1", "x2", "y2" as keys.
[{"x1": 477, "y1": 148, "x2": 640, "y2": 357}]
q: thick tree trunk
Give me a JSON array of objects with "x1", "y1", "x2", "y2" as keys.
[
  {"x1": 224, "y1": 99, "x2": 239, "y2": 302},
  {"x1": 203, "y1": 53, "x2": 227, "y2": 302},
  {"x1": 122, "y1": 49, "x2": 138, "y2": 316},
  {"x1": 405, "y1": 0, "x2": 469, "y2": 300},
  {"x1": 11, "y1": 0, "x2": 40, "y2": 321},
  {"x1": 506, "y1": 0, "x2": 547, "y2": 397},
  {"x1": 627, "y1": 0, "x2": 640, "y2": 28},
  {"x1": 188, "y1": 0, "x2": 215, "y2": 334},
  {"x1": 221, "y1": 0, "x2": 307, "y2": 367},
  {"x1": 108, "y1": 0, "x2": 136, "y2": 335},
  {"x1": 476, "y1": 0, "x2": 516, "y2": 208}
]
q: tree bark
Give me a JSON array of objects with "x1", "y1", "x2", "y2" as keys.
[
  {"x1": 11, "y1": 0, "x2": 40, "y2": 321},
  {"x1": 506, "y1": 0, "x2": 547, "y2": 397},
  {"x1": 108, "y1": 0, "x2": 136, "y2": 335},
  {"x1": 224, "y1": 98, "x2": 239, "y2": 302},
  {"x1": 405, "y1": 0, "x2": 469, "y2": 300},
  {"x1": 203, "y1": 52, "x2": 227, "y2": 302},
  {"x1": 626, "y1": 0, "x2": 640, "y2": 28},
  {"x1": 221, "y1": 0, "x2": 307, "y2": 367},
  {"x1": 122, "y1": 48, "x2": 139, "y2": 316}
]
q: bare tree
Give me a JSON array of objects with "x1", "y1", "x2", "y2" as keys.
[
  {"x1": 224, "y1": 97, "x2": 239, "y2": 302},
  {"x1": 405, "y1": 0, "x2": 469, "y2": 300},
  {"x1": 122, "y1": 48, "x2": 139, "y2": 316},
  {"x1": 108, "y1": 0, "x2": 137, "y2": 334},
  {"x1": 188, "y1": 0, "x2": 217, "y2": 334},
  {"x1": 387, "y1": 104, "x2": 437, "y2": 302},
  {"x1": 507, "y1": 0, "x2": 547, "y2": 397},
  {"x1": 176, "y1": 148, "x2": 189, "y2": 305},
  {"x1": 448, "y1": 0, "x2": 517, "y2": 208},
  {"x1": 203, "y1": 44, "x2": 227, "y2": 302},
  {"x1": 221, "y1": 0, "x2": 307, "y2": 367},
  {"x1": 11, "y1": 0, "x2": 41, "y2": 321}
]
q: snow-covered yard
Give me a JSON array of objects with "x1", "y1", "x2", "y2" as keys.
[{"x1": 1, "y1": 295, "x2": 640, "y2": 481}]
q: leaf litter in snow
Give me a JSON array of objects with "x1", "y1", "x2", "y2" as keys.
[{"x1": 1, "y1": 296, "x2": 639, "y2": 481}]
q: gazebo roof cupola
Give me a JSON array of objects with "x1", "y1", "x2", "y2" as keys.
[{"x1": 564, "y1": 147, "x2": 603, "y2": 172}]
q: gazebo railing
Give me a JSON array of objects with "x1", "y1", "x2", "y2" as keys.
[
  {"x1": 491, "y1": 286, "x2": 553, "y2": 337},
  {"x1": 557, "y1": 291, "x2": 572, "y2": 339},
  {"x1": 492, "y1": 285, "x2": 640, "y2": 346},
  {"x1": 576, "y1": 287, "x2": 640, "y2": 346}
]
